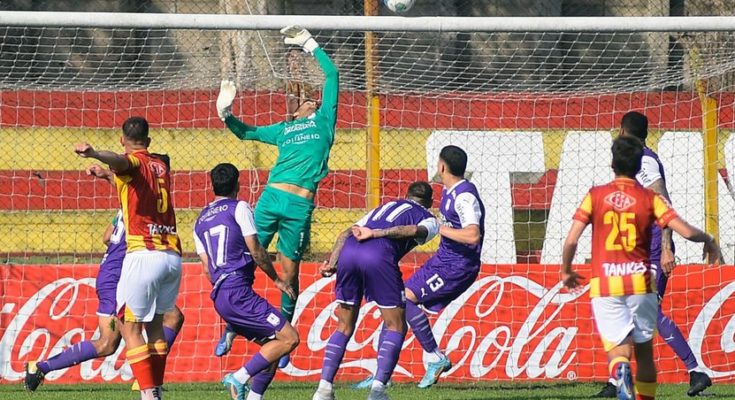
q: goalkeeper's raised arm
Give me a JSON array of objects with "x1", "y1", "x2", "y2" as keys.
[{"x1": 214, "y1": 26, "x2": 339, "y2": 368}]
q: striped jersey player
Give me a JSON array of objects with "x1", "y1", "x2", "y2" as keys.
[{"x1": 561, "y1": 136, "x2": 721, "y2": 400}]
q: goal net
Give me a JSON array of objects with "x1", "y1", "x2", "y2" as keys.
[{"x1": 2, "y1": 8, "x2": 735, "y2": 386}]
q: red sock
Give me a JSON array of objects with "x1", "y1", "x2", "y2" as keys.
[
  {"x1": 149, "y1": 342, "x2": 168, "y2": 387},
  {"x1": 127, "y1": 344, "x2": 155, "y2": 390}
]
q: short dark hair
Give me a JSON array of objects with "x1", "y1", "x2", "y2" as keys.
[
  {"x1": 407, "y1": 181, "x2": 433, "y2": 208},
  {"x1": 210, "y1": 163, "x2": 240, "y2": 196},
  {"x1": 122, "y1": 116, "x2": 150, "y2": 142},
  {"x1": 621, "y1": 111, "x2": 648, "y2": 141},
  {"x1": 611, "y1": 136, "x2": 644, "y2": 178},
  {"x1": 439, "y1": 145, "x2": 467, "y2": 177}
]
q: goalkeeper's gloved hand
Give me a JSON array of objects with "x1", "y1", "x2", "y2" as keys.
[
  {"x1": 216, "y1": 80, "x2": 237, "y2": 121},
  {"x1": 281, "y1": 25, "x2": 319, "y2": 54}
]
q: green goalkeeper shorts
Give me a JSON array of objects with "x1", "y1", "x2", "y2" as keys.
[{"x1": 254, "y1": 185, "x2": 315, "y2": 262}]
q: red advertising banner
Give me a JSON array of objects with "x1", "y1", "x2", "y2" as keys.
[{"x1": 1, "y1": 263, "x2": 734, "y2": 385}]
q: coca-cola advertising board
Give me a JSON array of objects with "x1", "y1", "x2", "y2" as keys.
[{"x1": 1, "y1": 263, "x2": 734, "y2": 384}]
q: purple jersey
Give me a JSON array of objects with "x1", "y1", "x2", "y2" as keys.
[
  {"x1": 101, "y1": 210, "x2": 127, "y2": 267},
  {"x1": 193, "y1": 198, "x2": 258, "y2": 287},
  {"x1": 347, "y1": 199, "x2": 439, "y2": 264},
  {"x1": 437, "y1": 180, "x2": 485, "y2": 266},
  {"x1": 636, "y1": 147, "x2": 672, "y2": 262}
]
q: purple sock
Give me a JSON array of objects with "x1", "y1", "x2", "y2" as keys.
[
  {"x1": 163, "y1": 326, "x2": 179, "y2": 350},
  {"x1": 320, "y1": 331, "x2": 350, "y2": 383},
  {"x1": 375, "y1": 329, "x2": 405, "y2": 384},
  {"x1": 244, "y1": 352, "x2": 272, "y2": 376},
  {"x1": 37, "y1": 341, "x2": 98, "y2": 374},
  {"x1": 250, "y1": 369, "x2": 276, "y2": 395},
  {"x1": 406, "y1": 302, "x2": 438, "y2": 353},
  {"x1": 658, "y1": 309, "x2": 698, "y2": 371}
]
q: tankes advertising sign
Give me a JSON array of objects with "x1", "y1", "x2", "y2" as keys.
[{"x1": 1, "y1": 263, "x2": 734, "y2": 384}]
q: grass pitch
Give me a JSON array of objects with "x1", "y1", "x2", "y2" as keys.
[{"x1": 2, "y1": 382, "x2": 735, "y2": 400}]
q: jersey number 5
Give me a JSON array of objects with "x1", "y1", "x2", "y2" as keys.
[
  {"x1": 603, "y1": 211, "x2": 637, "y2": 252},
  {"x1": 155, "y1": 177, "x2": 169, "y2": 214}
]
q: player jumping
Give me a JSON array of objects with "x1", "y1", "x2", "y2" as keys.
[
  {"x1": 193, "y1": 163, "x2": 299, "y2": 400},
  {"x1": 593, "y1": 111, "x2": 715, "y2": 398},
  {"x1": 73, "y1": 117, "x2": 182, "y2": 400},
  {"x1": 215, "y1": 25, "x2": 338, "y2": 367},
  {"x1": 24, "y1": 205, "x2": 184, "y2": 392},
  {"x1": 355, "y1": 145, "x2": 485, "y2": 389},
  {"x1": 313, "y1": 182, "x2": 440, "y2": 400},
  {"x1": 562, "y1": 136, "x2": 722, "y2": 400}
]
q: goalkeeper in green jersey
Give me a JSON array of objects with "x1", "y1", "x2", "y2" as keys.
[{"x1": 215, "y1": 26, "x2": 338, "y2": 367}]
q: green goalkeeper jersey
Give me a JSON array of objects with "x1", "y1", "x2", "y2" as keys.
[{"x1": 225, "y1": 47, "x2": 338, "y2": 194}]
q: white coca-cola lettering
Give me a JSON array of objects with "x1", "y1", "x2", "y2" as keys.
[
  {"x1": 689, "y1": 280, "x2": 735, "y2": 378},
  {"x1": 0, "y1": 277, "x2": 130, "y2": 381},
  {"x1": 287, "y1": 275, "x2": 583, "y2": 380}
]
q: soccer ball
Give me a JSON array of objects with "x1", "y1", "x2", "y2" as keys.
[{"x1": 383, "y1": 0, "x2": 415, "y2": 14}]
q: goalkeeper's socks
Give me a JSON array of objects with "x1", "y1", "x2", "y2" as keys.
[
  {"x1": 127, "y1": 344, "x2": 155, "y2": 390},
  {"x1": 234, "y1": 352, "x2": 271, "y2": 384},
  {"x1": 635, "y1": 381, "x2": 657, "y2": 400},
  {"x1": 163, "y1": 326, "x2": 179, "y2": 350},
  {"x1": 250, "y1": 369, "x2": 275, "y2": 398},
  {"x1": 320, "y1": 331, "x2": 349, "y2": 383},
  {"x1": 374, "y1": 329, "x2": 405, "y2": 385},
  {"x1": 406, "y1": 301, "x2": 439, "y2": 354},
  {"x1": 148, "y1": 342, "x2": 168, "y2": 387},
  {"x1": 658, "y1": 312, "x2": 698, "y2": 370},
  {"x1": 37, "y1": 340, "x2": 98, "y2": 374}
]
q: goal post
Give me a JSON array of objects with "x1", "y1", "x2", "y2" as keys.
[{"x1": 1, "y1": 11, "x2": 735, "y2": 385}]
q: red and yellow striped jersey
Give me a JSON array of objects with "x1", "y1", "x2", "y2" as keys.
[
  {"x1": 114, "y1": 150, "x2": 181, "y2": 254},
  {"x1": 573, "y1": 177, "x2": 677, "y2": 297}
]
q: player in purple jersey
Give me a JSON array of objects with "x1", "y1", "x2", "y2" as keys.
[
  {"x1": 591, "y1": 112, "x2": 713, "y2": 398},
  {"x1": 313, "y1": 182, "x2": 439, "y2": 400},
  {"x1": 193, "y1": 163, "x2": 299, "y2": 400},
  {"x1": 25, "y1": 161, "x2": 184, "y2": 392},
  {"x1": 355, "y1": 146, "x2": 485, "y2": 390}
]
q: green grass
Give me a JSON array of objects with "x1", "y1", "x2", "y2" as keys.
[{"x1": 2, "y1": 382, "x2": 735, "y2": 400}]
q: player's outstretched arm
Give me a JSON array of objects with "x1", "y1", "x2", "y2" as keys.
[
  {"x1": 561, "y1": 220, "x2": 587, "y2": 291},
  {"x1": 666, "y1": 218, "x2": 724, "y2": 264},
  {"x1": 217, "y1": 81, "x2": 284, "y2": 144},
  {"x1": 439, "y1": 224, "x2": 481, "y2": 245},
  {"x1": 74, "y1": 143, "x2": 129, "y2": 172},
  {"x1": 281, "y1": 26, "x2": 339, "y2": 126},
  {"x1": 86, "y1": 164, "x2": 114, "y2": 184},
  {"x1": 245, "y1": 234, "x2": 296, "y2": 299}
]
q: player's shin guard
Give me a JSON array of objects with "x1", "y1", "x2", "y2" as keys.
[
  {"x1": 148, "y1": 342, "x2": 168, "y2": 387},
  {"x1": 657, "y1": 310, "x2": 698, "y2": 371},
  {"x1": 375, "y1": 330, "x2": 405, "y2": 385},
  {"x1": 635, "y1": 381, "x2": 657, "y2": 400},
  {"x1": 320, "y1": 331, "x2": 349, "y2": 384},
  {"x1": 406, "y1": 302, "x2": 439, "y2": 354},
  {"x1": 163, "y1": 326, "x2": 180, "y2": 351},
  {"x1": 250, "y1": 369, "x2": 276, "y2": 396},
  {"x1": 37, "y1": 340, "x2": 98, "y2": 374},
  {"x1": 127, "y1": 344, "x2": 155, "y2": 390}
]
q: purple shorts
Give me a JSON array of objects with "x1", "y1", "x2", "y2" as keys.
[
  {"x1": 335, "y1": 245, "x2": 405, "y2": 308},
  {"x1": 405, "y1": 255, "x2": 479, "y2": 313},
  {"x1": 96, "y1": 255, "x2": 123, "y2": 316},
  {"x1": 213, "y1": 284, "x2": 286, "y2": 341}
]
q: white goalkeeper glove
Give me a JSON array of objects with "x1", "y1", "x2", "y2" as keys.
[
  {"x1": 216, "y1": 80, "x2": 237, "y2": 121},
  {"x1": 281, "y1": 25, "x2": 319, "y2": 54}
]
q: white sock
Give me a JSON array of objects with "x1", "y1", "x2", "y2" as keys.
[
  {"x1": 318, "y1": 379, "x2": 333, "y2": 392},
  {"x1": 608, "y1": 377, "x2": 617, "y2": 385},
  {"x1": 426, "y1": 350, "x2": 444, "y2": 363},
  {"x1": 140, "y1": 388, "x2": 155, "y2": 400},
  {"x1": 371, "y1": 380, "x2": 386, "y2": 392},
  {"x1": 246, "y1": 392, "x2": 263, "y2": 400},
  {"x1": 233, "y1": 367, "x2": 251, "y2": 385}
]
